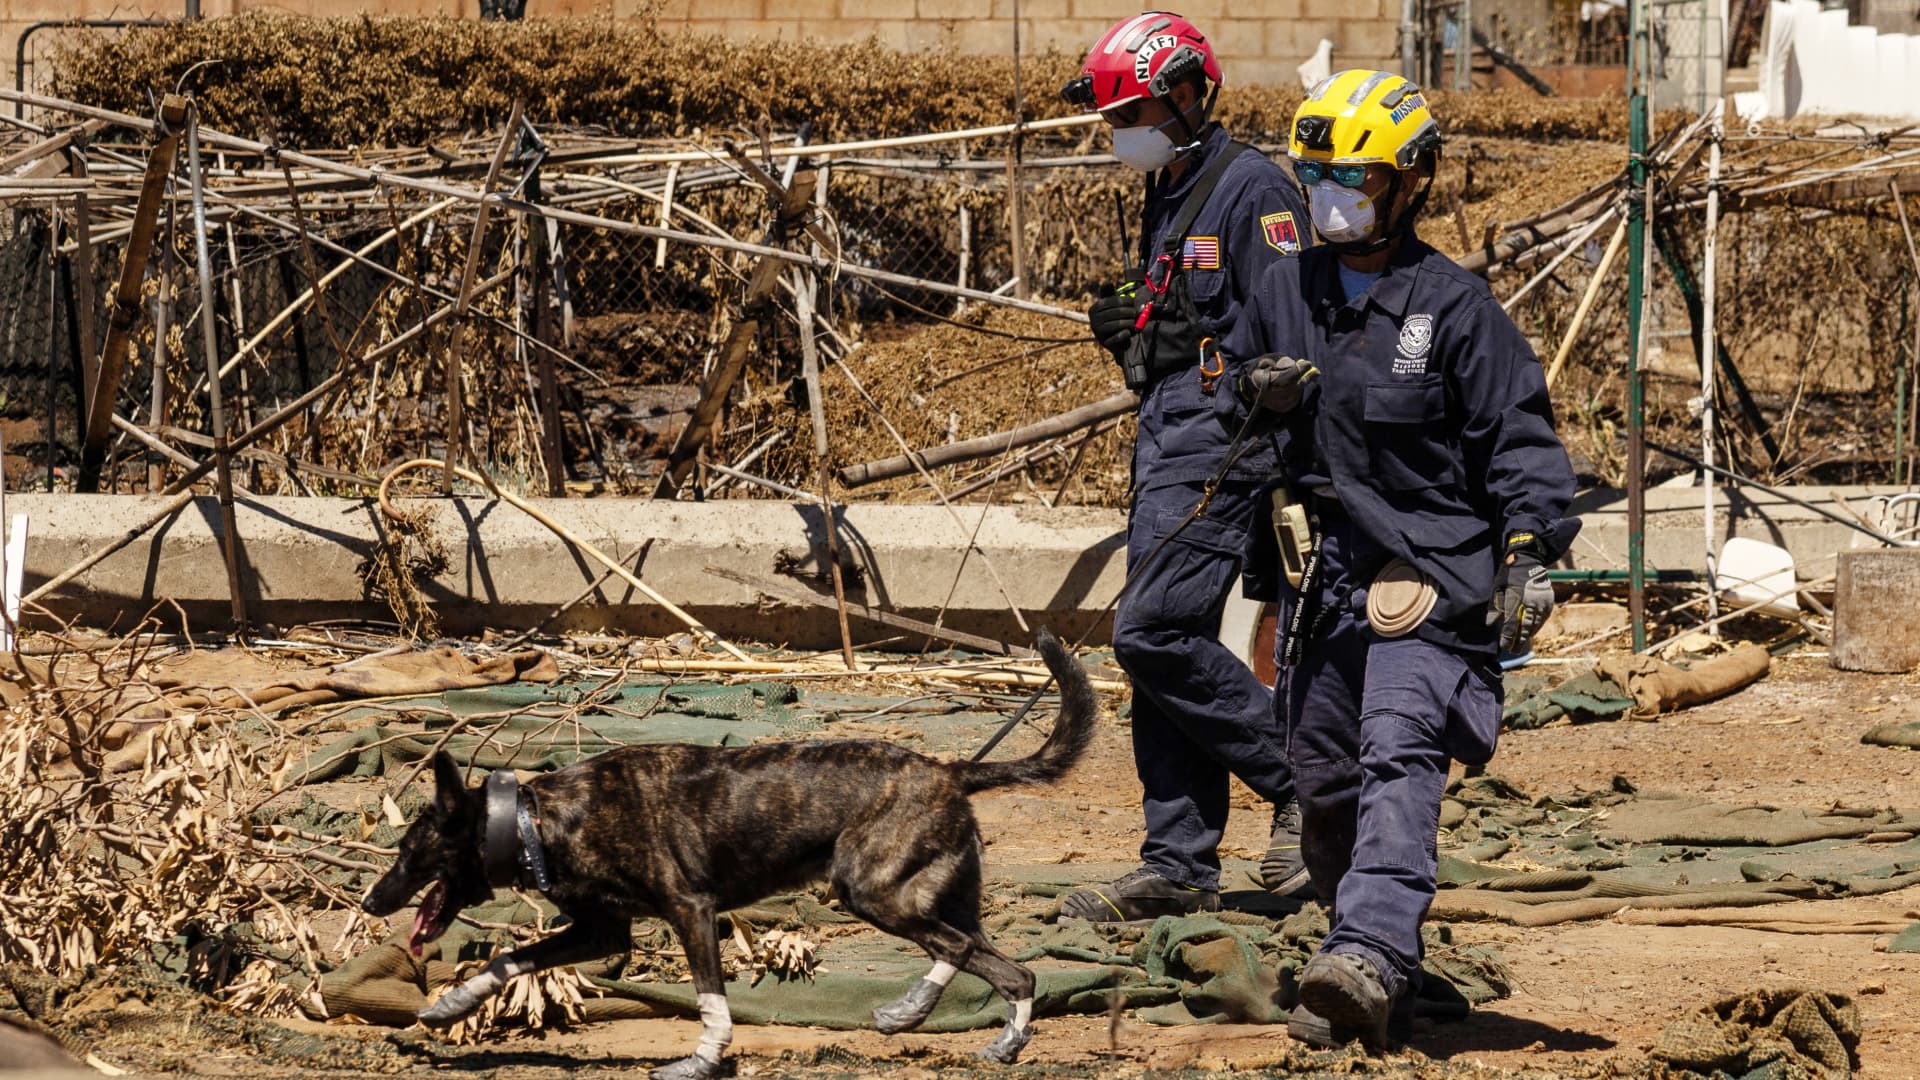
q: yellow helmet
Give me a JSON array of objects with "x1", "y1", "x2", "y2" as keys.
[{"x1": 1289, "y1": 69, "x2": 1441, "y2": 171}]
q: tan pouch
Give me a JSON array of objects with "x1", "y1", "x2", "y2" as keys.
[
  {"x1": 1270, "y1": 488, "x2": 1312, "y2": 589},
  {"x1": 1367, "y1": 557, "x2": 1438, "y2": 638}
]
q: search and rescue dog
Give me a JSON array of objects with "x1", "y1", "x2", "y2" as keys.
[{"x1": 362, "y1": 630, "x2": 1096, "y2": 1080}]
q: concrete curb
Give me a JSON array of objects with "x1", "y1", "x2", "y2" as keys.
[{"x1": 12, "y1": 483, "x2": 1910, "y2": 648}]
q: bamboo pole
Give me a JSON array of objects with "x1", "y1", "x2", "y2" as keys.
[
  {"x1": 187, "y1": 102, "x2": 249, "y2": 633},
  {"x1": 441, "y1": 102, "x2": 524, "y2": 493},
  {"x1": 796, "y1": 270, "x2": 854, "y2": 669},
  {"x1": 377, "y1": 458, "x2": 752, "y2": 662},
  {"x1": 1545, "y1": 217, "x2": 1627, "y2": 388}
]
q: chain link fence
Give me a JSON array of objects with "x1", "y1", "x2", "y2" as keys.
[{"x1": 1650, "y1": 0, "x2": 1726, "y2": 114}]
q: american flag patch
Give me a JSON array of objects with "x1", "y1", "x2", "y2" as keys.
[{"x1": 1182, "y1": 236, "x2": 1220, "y2": 269}]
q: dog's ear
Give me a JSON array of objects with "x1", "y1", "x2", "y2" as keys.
[{"x1": 431, "y1": 751, "x2": 467, "y2": 816}]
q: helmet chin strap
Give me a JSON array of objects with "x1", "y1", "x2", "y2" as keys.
[{"x1": 1158, "y1": 82, "x2": 1219, "y2": 159}]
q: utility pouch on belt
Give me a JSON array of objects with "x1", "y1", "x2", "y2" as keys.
[
  {"x1": 1269, "y1": 487, "x2": 1312, "y2": 589},
  {"x1": 1366, "y1": 557, "x2": 1439, "y2": 638}
]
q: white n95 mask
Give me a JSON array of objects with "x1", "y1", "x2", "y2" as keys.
[
  {"x1": 1309, "y1": 180, "x2": 1378, "y2": 243},
  {"x1": 1111, "y1": 125, "x2": 1179, "y2": 172}
]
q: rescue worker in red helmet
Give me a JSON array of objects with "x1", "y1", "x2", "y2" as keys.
[
  {"x1": 1241, "y1": 71, "x2": 1579, "y2": 1050},
  {"x1": 1056, "y1": 12, "x2": 1315, "y2": 923}
]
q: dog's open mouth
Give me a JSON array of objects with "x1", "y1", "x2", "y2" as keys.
[{"x1": 409, "y1": 880, "x2": 450, "y2": 956}]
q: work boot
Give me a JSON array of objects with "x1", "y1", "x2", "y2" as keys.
[
  {"x1": 1296, "y1": 951, "x2": 1396, "y2": 1052},
  {"x1": 1288, "y1": 986, "x2": 1413, "y2": 1050},
  {"x1": 1260, "y1": 800, "x2": 1314, "y2": 898},
  {"x1": 1057, "y1": 866, "x2": 1220, "y2": 923}
]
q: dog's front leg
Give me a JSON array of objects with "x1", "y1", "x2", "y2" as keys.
[
  {"x1": 653, "y1": 902, "x2": 730, "y2": 1080},
  {"x1": 419, "y1": 914, "x2": 628, "y2": 1028}
]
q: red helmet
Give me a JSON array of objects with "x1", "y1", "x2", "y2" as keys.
[{"x1": 1062, "y1": 12, "x2": 1223, "y2": 114}]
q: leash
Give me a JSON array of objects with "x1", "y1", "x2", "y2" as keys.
[{"x1": 969, "y1": 403, "x2": 1277, "y2": 762}]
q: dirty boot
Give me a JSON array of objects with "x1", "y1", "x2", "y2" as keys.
[
  {"x1": 1296, "y1": 951, "x2": 1396, "y2": 1052},
  {"x1": 1057, "y1": 866, "x2": 1219, "y2": 923},
  {"x1": 1259, "y1": 800, "x2": 1314, "y2": 898},
  {"x1": 1288, "y1": 985, "x2": 1413, "y2": 1050}
]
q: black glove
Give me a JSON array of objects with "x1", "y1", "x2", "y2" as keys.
[
  {"x1": 1236, "y1": 354, "x2": 1317, "y2": 414},
  {"x1": 1488, "y1": 536, "x2": 1555, "y2": 654},
  {"x1": 1088, "y1": 288, "x2": 1145, "y2": 359}
]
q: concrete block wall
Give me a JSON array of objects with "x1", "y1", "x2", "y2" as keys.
[{"x1": 6, "y1": 0, "x2": 1401, "y2": 104}]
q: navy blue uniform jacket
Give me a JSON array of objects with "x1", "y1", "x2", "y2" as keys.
[
  {"x1": 1134, "y1": 125, "x2": 1310, "y2": 492},
  {"x1": 1246, "y1": 237, "x2": 1581, "y2": 654}
]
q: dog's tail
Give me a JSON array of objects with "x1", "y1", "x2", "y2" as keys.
[{"x1": 951, "y1": 628, "x2": 1097, "y2": 794}]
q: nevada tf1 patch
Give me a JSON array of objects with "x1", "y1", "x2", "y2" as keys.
[
  {"x1": 1182, "y1": 236, "x2": 1221, "y2": 270},
  {"x1": 1262, "y1": 211, "x2": 1301, "y2": 255}
]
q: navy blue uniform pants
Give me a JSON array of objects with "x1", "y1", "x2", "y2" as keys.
[
  {"x1": 1276, "y1": 519, "x2": 1503, "y2": 1000},
  {"x1": 1113, "y1": 481, "x2": 1296, "y2": 892}
]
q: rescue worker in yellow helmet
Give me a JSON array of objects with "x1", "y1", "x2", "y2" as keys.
[{"x1": 1237, "y1": 71, "x2": 1580, "y2": 1050}]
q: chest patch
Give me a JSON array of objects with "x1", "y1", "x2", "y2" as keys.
[
  {"x1": 1394, "y1": 313, "x2": 1434, "y2": 375},
  {"x1": 1260, "y1": 211, "x2": 1301, "y2": 255},
  {"x1": 1182, "y1": 236, "x2": 1221, "y2": 270}
]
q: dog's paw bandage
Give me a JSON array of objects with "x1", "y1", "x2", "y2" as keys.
[
  {"x1": 977, "y1": 1007, "x2": 1034, "y2": 1065},
  {"x1": 695, "y1": 992, "x2": 733, "y2": 1064},
  {"x1": 873, "y1": 969, "x2": 953, "y2": 1035}
]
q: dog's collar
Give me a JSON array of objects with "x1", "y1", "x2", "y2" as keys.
[{"x1": 482, "y1": 769, "x2": 552, "y2": 892}]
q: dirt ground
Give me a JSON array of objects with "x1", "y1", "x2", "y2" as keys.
[{"x1": 15, "y1": 643, "x2": 1912, "y2": 1079}]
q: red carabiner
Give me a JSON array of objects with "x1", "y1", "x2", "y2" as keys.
[{"x1": 1135, "y1": 253, "x2": 1176, "y2": 329}]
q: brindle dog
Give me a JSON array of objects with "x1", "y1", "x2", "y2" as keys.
[{"x1": 363, "y1": 629, "x2": 1095, "y2": 1079}]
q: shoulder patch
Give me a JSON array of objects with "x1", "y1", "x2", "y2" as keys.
[
  {"x1": 1261, "y1": 211, "x2": 1301, "y2": 255},
  {"x1": 1182, "y1": 236, "x2": 1221, "y2": 270}
]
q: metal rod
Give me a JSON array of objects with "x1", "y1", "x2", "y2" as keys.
[
  {"x1": 1625, "y1": 0, "x2": 1650, "y2": 650},
  {"x1": 187, "y1": 102, "x2": 247, "y2": 632},
  {"x1": 1700, "y1": 102, "x2": 1723, "y2": 625}
]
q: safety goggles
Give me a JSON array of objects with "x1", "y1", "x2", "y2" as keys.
[{"x1": 1293, "y1": 160, "x2": 1370, "y2": 189}]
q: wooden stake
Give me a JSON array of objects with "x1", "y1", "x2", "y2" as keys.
[{"x1": 79, "y1": 93, "x2": 186, "y2": 492}]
